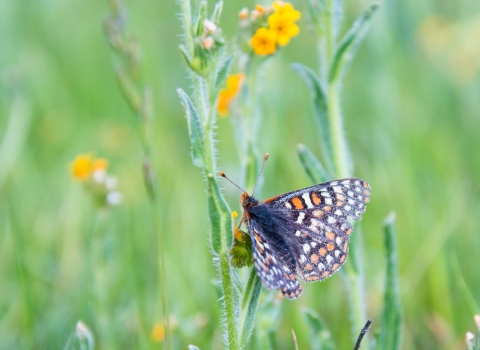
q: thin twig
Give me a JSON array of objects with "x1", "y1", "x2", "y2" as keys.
[{"x1": 353, "y1": 319, "x2": 372, "y2": 350}]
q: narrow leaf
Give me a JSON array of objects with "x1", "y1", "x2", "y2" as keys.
[
  {"x1": 291, "y1": 63, "x2": 334, "y2": 174},
  {"x1": 297, "y1": 144, "x2": 332, "y2": 184},
  {"x1": 331, "y1": 0, "x2": 343, "y2": 40},
  {"x1": 301, "y1": 308, "x2": 336, "y2": 350},
  {"x1": 211, "y1": 0, "x2": 223, "y2": 25},
  {"x1": 329, "y1": 4, "x2": 379, "y2": 84},
  {"x1": 214, "y1": 54, "x2": 234, "y2": 94},
  {"x1": 378, "y1": 213, "x2": 403, "y2": 350},
  {"x1": 239, "y1": 267, "x2": 262, "y2": 346},
  {"x1": 177, "y1": 88, "x2": 205, "y2": 168}
]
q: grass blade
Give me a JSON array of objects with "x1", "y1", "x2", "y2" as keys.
[
  {"x1": 377, "y1": 212, "x2": 403, "y2": 350},
  {"x1": 301, "y1": 308, "x2": 336, "y2": 350}
]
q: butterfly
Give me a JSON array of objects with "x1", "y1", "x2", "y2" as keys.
[{"x1": 221, "y1": 154, "x2": 370, "y2": 299}]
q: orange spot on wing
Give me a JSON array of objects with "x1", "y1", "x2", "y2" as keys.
[
  {"x1": 332, "y1": 263, "x2": 340, "y2": 271},
  {"x1": 327, "y1": 243, "x2": 335, "y2": 251},
  {"x1": 336, "y1": 201, "x2": 344, "y2": 207},
  {"x1": 321, "y1": 271, "x2": 330, "y2": 278},
  {"x1": 343, "y1": 241, "x2": 349, "y2": 251},
  {"x1": 336, "y1": 194, "x2": 346, "y2": 201},
  {"x1": 313, "y1": 210, "x2": 324, "y2": 218},
  {"x1": 311, "y1": 192, "x2": 321, "y2": 205},
  {"x1": 310, "y1": 254, "x2": 319, "y2": 263},
  {"x1": 326, "y1": 232, "x2": 335, "y2": 240},
  {"x1": 340, "y1": 254, "x2": 346, "y2": 263},
  {"x1": 324, "y1": 205, "x2": 332, "y2": 212},
  {"x1": 306, "y1": 263, "x2": 313, "y2": 271},
  {"x1": 291, "y1": 197, "x2": 304, "y2": 209},
  {"x1": 346, "y1": 229, "x2": 353, "y2": 235},
  {"x1": 319, "y1": 248, "x2": 327, "y2": 256}
]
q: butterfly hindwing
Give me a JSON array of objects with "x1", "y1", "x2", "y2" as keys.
[{"x1": 250, "y1": 222, "x2": 303, "y2": 299}]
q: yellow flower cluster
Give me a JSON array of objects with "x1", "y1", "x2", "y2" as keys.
[
  {"x1": 217, "y1": 73, "x2": 244, "y2": 116},
  {"x1": 71, "y1": 154, "x2": 122, "y2": 206},
  {"x1": 249, "y1": 1, "x2": 301, "y2": 56},
  {"x1": 71, "y1": 154, "x2": 109, "y2": 181}
]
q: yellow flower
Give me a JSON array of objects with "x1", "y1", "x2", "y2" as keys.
[
  {"x1": 151, "y1": 322, "x2": 165, "y2": 342},
  {"x1": 217, "y1": 73, "x2": 244, "y2": 116},
  {"x1": 71, "y1": 154, "x2": 92, "y2": 181},
  {"x1": 250, "y1": 27, "x2": 278, "y2": 55},
  {"x1": 272, "y1": 1, "x2": 301, "y2": 21},
  {"x1": 268, "y1": 13, "x2": 300, "y2": 46},
  {"x1": 232, "y1": 210, "x2": 238, "y2": 219},
  {"x1": 92, "y1": 158, "x2": 109, "y2": 172}
]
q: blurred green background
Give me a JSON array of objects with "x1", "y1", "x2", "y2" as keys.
[{"x1": 1, "y1": 0, "x2": 479, "y2": 348}]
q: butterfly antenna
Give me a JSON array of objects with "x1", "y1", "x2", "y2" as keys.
[
  {"x1": 251, "y1": 153, "x2": 269, "y2": 197},
  {"x1": 219, "y1": 171, "x2": 246, "y2": 193}
]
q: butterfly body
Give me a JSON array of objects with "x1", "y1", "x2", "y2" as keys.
[{"x1": 240, "y1": 178, "x2": 370, "y2": 299}]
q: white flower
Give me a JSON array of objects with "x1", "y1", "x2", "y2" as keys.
[
  {"x1": 466, "y1": 331, "x2": 475, "y2": 346},
  {"x1": 203, "y1": 19, "x2": 217, "y2": 34},
  {"x1": 107, "y1": 191, "x2": 123, "y2": 206},
  {"x1": 92, "y1": 169, "x2": 107, "y2": 184},
  {"x1": 76, "y1": 320, "x2": 94, "y2": 347}
]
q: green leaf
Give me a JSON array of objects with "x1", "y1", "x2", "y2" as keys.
[
  {"x1": 177, "y1": 88, "x2": 205, "y2": 168},
  {"x1": 238, "y1": 267, "x2": 262, "y2": 347},
  {"x1": 291, "y1": 63, "x2": 334, "y2": 174},
  {"x1": 194, "y1": 1, "x2": 207, "y2": 36},
  {"x1": 329, "y1": 4, "x2": 379, "y2": 84},
  {"x1": 331, "y1": 0, "x2": 343, "y2": 40},
  {"x1": 297, "y1": 144, "x2": 332, "y2": 184},
  {"x1": 301, "y1": 308, "x2": 336, "y2": 350},
  {"x1": 211, "y1": 0, "x2": 223, "y2": 25},
  {"x1": 377, "y1": 213, "x2": 403, "y2": 350},
  {"x1": 213, "y1": 54, "x2": 233, "y2": 95}
]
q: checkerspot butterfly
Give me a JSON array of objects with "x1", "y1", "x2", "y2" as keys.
[{"x1": 221, "y1": 154, "x2": 370, "y2": 299}]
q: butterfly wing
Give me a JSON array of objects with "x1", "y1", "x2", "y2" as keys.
[
  {"x1": 264, "y1": 178, "x2": 370, "y2": 282},
  {"x1": 249, "y1": 220, "x2": 303, "y2": 299}
]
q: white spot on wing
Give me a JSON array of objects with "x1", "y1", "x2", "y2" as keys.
[
  {"x1": 325, "y1": 198, "x2": 332, "y2": 205},
  {"x1": 303, "y1": 244, "x2": 311, "y2": 254},
  {"x1": 297, "y1": 212, "x2": 305, "y2": 224},
  {"x1": 302, "y1": 192, "x2": 313, "y2": 208},
  {"x1": 327, "y1": 216, "x2": 337, "y2": 224},
  {"x1": 295, "y1": 230, "x2": 301, "y2": 237},
  {"x1": 299, "y1": 255, "x2": 306, "y2": 263},
  {"x1": 318, "y1": 263, "x2": 325, "y2": 271},
  {"x1": 326, "y1": 255, "x2": 334, "y2": 264},
  {"x1": 335, "y1": 209, "x2": 342, "y2": 216},
  {"x1": 285, "y1": 202, "x2": 292, "y2": 209}
]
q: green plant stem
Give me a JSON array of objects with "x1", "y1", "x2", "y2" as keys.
[
  {"x1": 327, "y1": 84, "x2": 348, "y2": 178},
  {"x1": 179, "y1": 0, "x2": 239, "y2": 347},
  {"x1": 323, "y1": 0, "x2": 368, "y2": 345}
]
